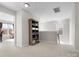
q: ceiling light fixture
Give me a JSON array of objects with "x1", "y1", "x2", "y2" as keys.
[
  {"x1": 53, "y1": 7, "x2": 60, "y2": 13},
  {"x1": 24, "y1": 3, "x2": 30, "y2": 7}
]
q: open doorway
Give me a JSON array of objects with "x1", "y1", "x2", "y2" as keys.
[{"x1": 0, "y1": 12, "x2": 15, "y2": 47}]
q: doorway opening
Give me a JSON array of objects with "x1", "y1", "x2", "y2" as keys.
[{"x1": 0, "y1": 12, "x2": 15, "y2": 47}]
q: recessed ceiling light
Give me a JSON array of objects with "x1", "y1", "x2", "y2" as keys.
[{"x1": 24, "y1": 3, "x2": 30, "y2": 7}]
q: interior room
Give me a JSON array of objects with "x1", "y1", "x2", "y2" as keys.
[{"x1": 0, "y1": 2, "x2": 79, "y2": 57}]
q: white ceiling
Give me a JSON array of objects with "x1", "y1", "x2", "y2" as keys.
[{"x1": 0, "y1": 2, "x2": 74, "y2": 22}]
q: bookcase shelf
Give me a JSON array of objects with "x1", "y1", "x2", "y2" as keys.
[{"x1": 29, "y1": 19, "x2": 39, "y2": 45}]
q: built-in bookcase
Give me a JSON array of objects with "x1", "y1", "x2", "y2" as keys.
[{"x1": 29, "y1": 18, "x2": 39, "y2": 45}]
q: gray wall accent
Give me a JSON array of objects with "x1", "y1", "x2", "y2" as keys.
[{"x1": 39, "y1": 31, "x2": 57, "y2": 42}]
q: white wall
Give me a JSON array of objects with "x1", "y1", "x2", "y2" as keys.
[
  {"x1": 16, "y1": 10, "x2": 22, "y2": 47},
  {"x1": 39, "y1": 21, "x2": 57, "y2": 31},
  {"x1": 22, "y1": 10, "x2": 33, "y2": 47},
  {"x1": 75, "y1": 3, "x2": 79, "y2": 50},
  {"x1": 68, "y1": 3, "x2": 79, "y2": 50},
  {"x1": 69, "y1": 3, "x2": 75, "y2": 47},
  {"x1": 16, "y1": 9, "x2": 33, "y2": 47}
]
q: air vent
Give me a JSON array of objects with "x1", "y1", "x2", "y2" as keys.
[{"x1": 53, "y1": 7, "x2": 60, "y2": 13}]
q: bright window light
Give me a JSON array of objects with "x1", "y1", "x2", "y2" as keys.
[{"x1": 2, "y1": 23, "x2": 13, "y2": 29}]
